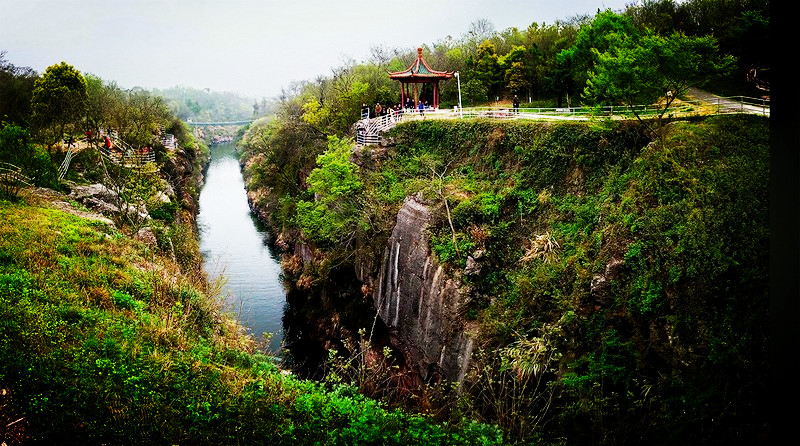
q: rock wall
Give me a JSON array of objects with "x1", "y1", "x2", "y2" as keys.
[{"x1": 358, "y1": 195, "x2": 475, "y2": 383}]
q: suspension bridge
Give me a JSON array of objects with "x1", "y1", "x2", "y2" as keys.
[{"x1": 186, "y1": 120, "x2": 254, "y2": 127}]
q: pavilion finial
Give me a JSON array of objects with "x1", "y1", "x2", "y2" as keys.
[{"x1": 417, "y1": 47, "x2": 423, "y2": 58}]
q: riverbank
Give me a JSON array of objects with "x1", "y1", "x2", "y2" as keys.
[{"x1": 1, "y1": 136, "x2": 504, "y2": 445}]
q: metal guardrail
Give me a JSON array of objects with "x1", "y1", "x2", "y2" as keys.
[
  {"x1": 703, "y1": 95, "x2": 770, "y2": 116},
  {"x1": 99, "y1": 132, "x2": 156, "y2": 166},
  {"x1": 58, "y1": 144, "x2": 77, "y2": 180},
  {"x1": 355, "y1": 96, "x2": 769, "y2": 146},
  {"x1": 0, "y1": 162, "x2": 31, "y2": 196}
]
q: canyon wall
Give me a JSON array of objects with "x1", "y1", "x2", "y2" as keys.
[{"x1": 357, "y1": 195, "x2": 476, "y2": 383}]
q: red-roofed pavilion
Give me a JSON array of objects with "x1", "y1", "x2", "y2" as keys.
[{"x1": 388, "y1": 48, "x2": 454, "y2": 109}]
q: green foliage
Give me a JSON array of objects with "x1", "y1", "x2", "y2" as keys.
[
  {"x1": 463, "y1": 78, "x2": 489, "y2": 105},
  {"x1": 584, "y1": 28, "x2": 735, "y2": 133},
  {"x1": 0, "y1": 123, "x2": 57, "y2": 188},
  {"x1": 558, "y1": 9, "x2": 639, "y2": 96},
  {"x1": 0, "y1": 52, "x2": 37, "y2": 126},
  {"x1": 31, "y1": 61, "x2": 88, "y2": 152},
  {"x1": 431, "y1": 232, "x2": 476, "y2": 268},
  {"x1": 295, "y1": 136, "x2": 363, "y2": 246},
  {"x1": 466, "y1": 41, "x2": 504, "y2": 100},
  {"x1": 0, "y1": 200, "x2": 503, "y2": 445}
]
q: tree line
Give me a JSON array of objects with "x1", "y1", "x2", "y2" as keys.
[
  {"x1": 266, "y1": 0, "x2": 768, "y2": 138},
  {"x1": 0, "y1": 52, "x2": 195, "y2": 192},
  {"x1": 238, "y1": 0, "x2": 769, "y2": 244}
]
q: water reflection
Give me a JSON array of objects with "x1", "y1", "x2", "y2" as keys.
[{"x1": 197, "y1": 141, "x2": 286, "y2": 352}]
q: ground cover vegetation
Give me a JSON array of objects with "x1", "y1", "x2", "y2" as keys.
[
  {"x1": 1, "y1": 51, "x2": 504, "y2": 445},
  {"x1": 0, "y1": 199, "x2": 504, "y2": 444},
  {"x1": 236, "y1": 1, "x2": 770, "y2": 444}
]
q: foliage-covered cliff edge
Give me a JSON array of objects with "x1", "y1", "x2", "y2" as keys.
[
  {"x1": 1, "y1": 125, "x2": 504, "y2": 444},
  {"x1": 239, "y1": 114, "x2": 769, "y2": 444}
]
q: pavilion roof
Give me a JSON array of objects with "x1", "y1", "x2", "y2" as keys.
[{"x1": 388, "y1": 48, "x2": 454, "y2": 80}]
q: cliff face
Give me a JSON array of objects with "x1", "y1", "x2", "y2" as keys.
[
  {"x1": 357, "y1": 195, "x2": 475, "y2": 383},
  {"x1": 240, "y1": 115, "x2": 771, "y2": 443}
]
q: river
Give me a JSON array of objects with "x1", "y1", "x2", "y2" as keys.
[{"x1": 197, "y1": 141, "x2": 286, "y2": 352}]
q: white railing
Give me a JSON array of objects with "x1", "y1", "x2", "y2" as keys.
[
  {"x1": 58, "y1": 144, "x2": 78, "y2": 180},
  {"x1": 100, "y1": 132, "x2": 156, "y2": 165},
  {"x1": 58, "y1": 137, "x2": 94, "y2": 180},
  {"x1": 0, "y1": 162, "x2": 31, "y2": 187},
  {"x1": 354, "y1": 96, "x2": 769, "y2": 146},
  {"x1": 704, "y1": 96, "x2": 770, "y2": 116},
  {"x1": 161, "y1": 133, "x2": 177, "y2": 150}
]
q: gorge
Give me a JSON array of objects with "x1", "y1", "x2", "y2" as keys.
[{"x1": 236, "y1": 114, "x2": 771, "y2": 443}]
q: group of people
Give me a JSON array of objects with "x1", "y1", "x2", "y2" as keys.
[{"x1": 362, "y1": 99, "x2": 430, "y2": 119}]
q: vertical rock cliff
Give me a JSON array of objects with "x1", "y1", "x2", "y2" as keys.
[{"x1": 359, "y1": 195, "x2": 476, "y2": 383}]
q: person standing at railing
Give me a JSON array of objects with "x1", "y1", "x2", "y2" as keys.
[
  {"x1": 418, "y1": 100, "x2": 425, "y2": 117},
  {"x1": 374, "y1": 102, "x2": 383, "y2": 118},
  {"x1": 513, "y1": 95, "x2": 520, "y2": 114}
]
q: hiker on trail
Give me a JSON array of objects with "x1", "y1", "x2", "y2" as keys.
[
  {"x1": 513, "y1": 95, "x2": 520, "y2": 113},
  {"x1": 374, "y1": 103, "x2": 383, "y2": 117}
]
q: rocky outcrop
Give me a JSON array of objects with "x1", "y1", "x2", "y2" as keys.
[
  {"x1": 358, "y1": 195, "x2": 476, "y2": 383},
  {"x1": 67, "y1": 183, "x2": 150, "y2": 222}
]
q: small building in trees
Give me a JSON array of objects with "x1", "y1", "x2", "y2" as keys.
[{"x1": 388, "y1": 48, "x2": 454, "y2": 109}]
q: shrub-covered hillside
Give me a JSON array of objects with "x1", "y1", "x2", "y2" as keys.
[
  {"x1": 239, "y1": 113, "x2": 769, "y2": 444},
  {"x1": 389, "y1": 115, "x2": 769, "y2": 444},
  {"x1": 0, "y1": 194, "x2": 504, "y2": 444}
]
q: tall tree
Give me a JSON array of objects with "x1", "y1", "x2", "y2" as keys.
[
  {"x1": 0, "y1": 52, "x2": 38, "y2": 126},
  {"x1": 558, "y1": 10, "x2": 638, "y2": 102},
  {"x1": 31, "y1": 61, "x2": 88, "y2": 159},
  {"x1": 467, "y1": 41, "x2": 504, "y2": 101},
  {"x1": 502, "y1": 46, "x2": 532, "y2": 98},
  {"x1": 584, "y1": 30, "x2": 735, "y2": 137},
  {"x1": 107, "y1": 88, "x2": 171, "y2": 149},
  {"x1": 84, "y1": 74, "x2": 119, "y2": 135},
  {"x1": 295, "y1": 135, "x2": 363, "y2": 246}
]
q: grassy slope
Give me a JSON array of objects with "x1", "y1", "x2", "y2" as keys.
[
  {"x1": 370, "y1": 114, "x2": 770, "y2": 444},
  {"x1": 0, "y1": 195, "x2": 503, "y2": 445}
]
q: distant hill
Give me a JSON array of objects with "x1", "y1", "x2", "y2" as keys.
[{"x1": 154, "y1": 85, "x2": 258, "y2": 123}]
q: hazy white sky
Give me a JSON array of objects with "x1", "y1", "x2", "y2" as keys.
[{"x1": 1, "y1": 0, "x2": 632, "y2": 99}]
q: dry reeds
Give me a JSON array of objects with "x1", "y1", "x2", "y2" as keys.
[{"x1": 520, "y1": 232, "x2": 560, "y2": 264}]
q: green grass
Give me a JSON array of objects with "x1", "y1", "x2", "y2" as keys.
[{"x1": 0, "y1": 199, "x2": 504, "y2": 445}]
